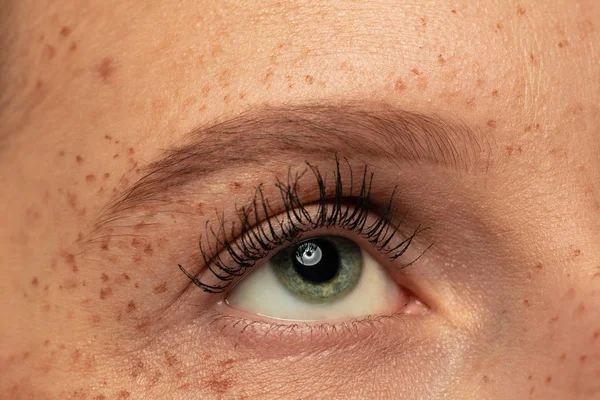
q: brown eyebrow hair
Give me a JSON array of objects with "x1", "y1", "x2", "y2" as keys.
[{"x1": 98, "y1": 103, "x2": 487, "y2": 227}]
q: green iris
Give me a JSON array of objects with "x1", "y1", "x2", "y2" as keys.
[{"x1": 270, "y1": 236, "x2": 363, "y2": 302}]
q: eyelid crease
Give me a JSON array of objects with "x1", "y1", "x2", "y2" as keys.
[
  {"x1": 92, "y1": 103, "x2": 488, "y2": 237},
  {"x1": 179, "y1": 157, "x2": 430, "y2": 294}
]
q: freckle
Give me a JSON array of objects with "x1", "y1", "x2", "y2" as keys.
[
  {"x1": 76, "y1": 155, "x2": 84, "y2": 164},
  {"x1": 133, "y1": 255, "x2": 142, "y2": 263},
  {"x1": 31, "y1": 277, "x2": 39, "y2": 287},
  {"x1": 437, "y1": 54, "x2": 446, "y2": 64},
  {"x1": 491, "y1": 89, "x2": 499, "y2": 96},
  {"x1": 565, "y1": 288, "x2": 575, "y2": 300},
  {"x1": 200, "y1": 83, "x2": 212, "y2": 98},
  {"x1": 550, "y1": 315, "x2": 559, "y2": 323},
  {"x1": 238, "y1": 91, "x2": 246, "y2": 100},
  {"x1": 135, "y1": 282, "x2": 140, "y2": 288},
  {"x1": 69, "y1": 42, "x2": 77, "y2": 52},
  {"x1": 59, "y1": 26, "x2": 72, "y2": 37},
  {"x1": 593, "y1": 272, "x2": 600, "y2": 279},
  {"x1": 127, "y1": 301, "x2": 136, "y2": 312},
  {"x1": 545, "y1": 376, "x2": 552, "y2": 384},
  {"x1": 118, "y1": 390, "x2": 131, "y2": 399},
  {"x1": 580, "y1": 355, "x2": 587, "y2": 364},
  {"x1": 71, "y1": 349, "x2": 81, "y2": 363},
  {"x1": 496, "y1": 22, "x2": 504, "y2": 30},
  {"x1": 44, "y1": 44, "x2": 56, "y2": 59},
  {"x1": 558, "y1": 40, "x2": 569, "y2": 48},
  {"x1": 136, "y1": 319, "x2": 150, "y2": 331},
  {"x1": 506, "y1": 146, "x2": 514, "y2": 155},
  {"x1": 417, "y1": 77, "x2": 428, "y2": 90},
  {"x1": 394, "y1": 78, "x2": 406, "y2": 91},
  {"x1": 91, "y1": 314, "x2": 101, "y2": 325},
  {"x1": 153, "y1": 282, "x2": 168, "y2": 294},
  {"x1": 101, "y1": 273, "x2": 110, "y2": 282},
  {"x1": 85, "y1": 174, "x2": 97, "y2": 183},
  {"x1": 144, "y1": 244, "x2": 154, "y2": 255},
  {"x1": 487, "y1": 120, "x2": 497, "y2": 128},
  {"x1": 571, "y1": 248, "x2": 581, "y2": 257},
  {"x1": 165, "y1": 351, "x2": 177, "y2": 366},
  {"x1": 410, "y1": 68, "x2": 421, "y2": 75},
  {"x1": 305, "y1": 75, "x2": 314, "y2": 84},
  {"x1": 535, "y1": 263, "x2": 543, "y2": 270},
  {"x1": 523, "y1": 299, "x2": 530, "y2": 306},
  {"x1": 113, "y1": 154, "x2": 120, "y2": 159},
  {"x1": 529, "y1": 53, "x2": 536, "y2": 65},
  {"x1": 97, "y1": 57, "x2": 116, "y2": 81},
  {"x1": 93, "y1": 396, "x2": 106, "y2": 400},
  {"x1": 574, "y1": 302, "x2": 586, "y2": 316},
  {"x1": 58, "y1": 150, "x2": 66, "y2": 157},
  {"x1": 593, "y1": 331, "x2": 600, "y2": 341},
  {"x1": 560, "y1": 353, "x2": 566, "y2": 361},
  {"x1": 128, "y1": 148, "x2": 135, "y2": 155},
  {"x1": 263, "y1": 70, "x2": 274, "y2": 83},
  {"x1": 517, "y1": 7, "x2": 526, "y2": 16},
  {"x1": 104, "y1": 135, "x2": 112, "y2": 141},
  {"x1": 67, "y1": 192, "x2": 77, "y2": 209},
  {"x1": 223, "y1": 94, "x2": 231, "y2": 103},
  {"x1": 99, "y1": 287, "x2": 113, "y2": 300},
  {"x1": 61, "y1": 279, "x2": 78, "y2": 290},
  {"x1": 451, "y1": 9, "x2": 457, "y2": 14}
]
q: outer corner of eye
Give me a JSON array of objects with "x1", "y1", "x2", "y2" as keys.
[{"x1": 224, "y1": 236, "x2": 429, "y2": 322}]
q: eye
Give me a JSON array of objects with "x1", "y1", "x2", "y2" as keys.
[{"x1": 225, "y1": 235, "x2": 417, "y2": 321}]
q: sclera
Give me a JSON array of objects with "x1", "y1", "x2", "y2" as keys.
[{"x1": 226, "y1": 249, "x2": 406, "y2": 321}]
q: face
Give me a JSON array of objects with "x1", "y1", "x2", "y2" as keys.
[{"x1": 1, "y1": 0, "x2": 599, "y2": 399}]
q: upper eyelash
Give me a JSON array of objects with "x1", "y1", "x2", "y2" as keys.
[{"x1": 179, "y1": 156, "x2": 427, "y2": 293}]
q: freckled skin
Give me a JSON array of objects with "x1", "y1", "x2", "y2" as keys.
[{"x1": 0, "y1": 0, "x2": 598, "y2": 399}]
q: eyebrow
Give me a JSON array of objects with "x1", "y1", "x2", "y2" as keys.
[{"x1": 99, "y1": 103, "x2": 486, "y2": 225}]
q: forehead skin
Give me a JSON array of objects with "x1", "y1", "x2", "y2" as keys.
[{"x1": 1, "y1": 0, "x2": 599, "y2": 399}]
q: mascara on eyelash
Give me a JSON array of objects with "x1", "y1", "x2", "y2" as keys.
[{"x1": 178, "y1": 156, "x2": 428, "y2": 293}]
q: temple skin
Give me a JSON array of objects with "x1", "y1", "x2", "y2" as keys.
[{"x1": 0, "y1": 0, "x2": 599, "y2": 399}]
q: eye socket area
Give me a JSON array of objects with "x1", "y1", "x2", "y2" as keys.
[{"x1": 225, "y1": 235, "x2": 428, "y2": 322}]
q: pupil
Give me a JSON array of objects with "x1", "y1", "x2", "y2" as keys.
[{"x1": 293, "y1": 239, "x2": 339, "y2": 283}]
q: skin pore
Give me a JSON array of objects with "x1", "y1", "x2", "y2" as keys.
[{"x1": 0, "y1": 0, "x2": 599, "y2": 399}]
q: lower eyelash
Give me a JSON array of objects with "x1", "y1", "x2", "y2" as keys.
[
  {"x1": 179, "y1": 156, "x2": 427, "y2": 293},
  {"x1": 206, "y1": 307, "x2": 411, "y2": 339}
]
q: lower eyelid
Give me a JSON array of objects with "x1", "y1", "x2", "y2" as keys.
[{"x1": 205, "y1": 300, "x2": 431, "y2": 352}]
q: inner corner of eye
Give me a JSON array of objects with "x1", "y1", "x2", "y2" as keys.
[{"x1": 223, "y1": 236, "x2": 423, "y2": 322}]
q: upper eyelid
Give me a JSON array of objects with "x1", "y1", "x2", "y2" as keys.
[
  {"x1": 180, "y1": 159, "x2": 428, "y2": 294},
  {"x1": 92, "y1": 103, "x2": 488, "y2": 235}
]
